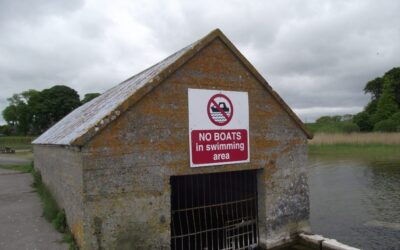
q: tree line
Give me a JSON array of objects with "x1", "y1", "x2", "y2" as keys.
[
  {"x1": 1, "y1": 85, "x2": 100, "y2": 136},
  {"x1": 2, "y1": 68, "x2": 399, "y2": 136},
  {"x1": 354, "y1": 67, "x2": 400, "y2": 132},
  {"x1": 308, "y1": 67, "x2": 400, "y2": 133}
]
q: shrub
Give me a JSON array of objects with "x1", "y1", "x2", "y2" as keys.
[
  {"x1": 40, "y1": 185, "x2": 59, "y2": 222},
  {"x1": 353, "y1": 111, "x2": 373, "y2": 131},
  {"x1": 32, "y1": 169, "x2": 42, "y2": 188},
  {"x1": 31, "y1": 169, "x2": 59, "y2": 223},
  {"x1": 391, "y1": 111, "x2": 400, "y2": 125},
  {"x1": 63, "y1": 232, "x2": 78, "y2": 250},
  {"x1": 315, "y1": 124, "x2": 343, "y2": 133},
  {"x1": 306, "y1": 121, "x2": 360, "y2": 134},
  {"x1": 373, "y1": 119, "x2": 397, "y2": 132},
  {"x1": 53, "y1": 210, "x2": 66, "y2": 233},
  {"x1": 339, "y1": 122, "x2": 360, "y2": 133}
]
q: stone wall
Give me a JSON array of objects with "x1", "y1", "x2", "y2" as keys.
[
  {"x1": 77, "y1": 37, "x2": 310, "y2": 249},
  {"x1": 33, "y1": 145, "x2": 85, "y2": 245}
]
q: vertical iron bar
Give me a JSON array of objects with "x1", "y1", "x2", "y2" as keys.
[
  {"x1": 229, "y1": 172, "x2": 236, "y2": 249},
  {"x1": 190, "y1": 175, "x2": 197, "y2": 250},
  {"x1": 250, "y1": 172, "x2": 253, "y2": 244},
  {"x1": 188, "y1": 176, "x2": 197, "y2": 250},
  {"x1": 224, "y1": 171, "x2": 229, "y2": 249},
  {"x1": 220, "y1": 173, "x2": 226, "y2": 250},
  {"x1": 249, "y1": 171, "x2": 255, "y2": 245},
  {"x1": 234, "y1": 172, "x2": 240, "y2": 249},
  {"x1": 203, "y1": 174, "x2": 208, "y2": 249},
  {"x1": 227, "y1": 171, "x2": 231, "y2": 248},
  {"x1": 240, "y1": 171, "x2": 245, "y2": 249},
  {"x1": 255, "y1": 171, "x2": 260, "y2": 246},
  {"x1": 171, "y1": 181, "x2": 177, "y2": 250},
  {"x1": 217, "y1": 173, "x2": 221, "y2": 249},
  {"x1": 195, "y1": 175, "x2": 203, "y2": 250},
  {"x1": 252, "y1": 171, "x2": 257, "y2": 245},
  {"x1": 208, "y1": 174, "x2": 214, "y2": 250},
  {"x1": 184, "y1": 176, "x2": 191, "y2": 250},
  {"x1": 176, "y1": 178, "x2": 184, "y2": 250},
  {"x1": 215, "y1": 173, "x2": 220, "y2": 249},
  {"x1": 248, "y1": 171, "x2": 250, "y2": 246},
  {"x1": 243, "y1": 171, "x2": 249, "y2": 247}
]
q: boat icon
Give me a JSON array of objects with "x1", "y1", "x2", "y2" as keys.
[{"x1": 211, "y1": 102, "x2": 230, "y2": 113}]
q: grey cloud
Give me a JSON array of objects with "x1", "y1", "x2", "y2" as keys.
[{"x1": 0, "y1": 0, "x2": 83, "y2": 26}]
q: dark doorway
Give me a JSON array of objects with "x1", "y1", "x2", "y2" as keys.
[{"x1": 171, "y1": 170, "x2": 259, "y2": 250}]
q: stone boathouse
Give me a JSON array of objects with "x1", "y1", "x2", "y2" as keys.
[{"x1": 33, "y1": 29, "x2": 313, "y2": 249}]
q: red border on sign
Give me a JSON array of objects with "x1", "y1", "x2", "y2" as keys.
[{"x1": 207, "y1": 94, "x2": 234, "y2": 126}]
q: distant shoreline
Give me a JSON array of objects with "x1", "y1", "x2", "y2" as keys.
[
  {"x1": 309, "y1": 132, "x2": 400, "y2": 145},
  {"x1": 309, "y1": 133, "x2": 400, "y2": 159}
]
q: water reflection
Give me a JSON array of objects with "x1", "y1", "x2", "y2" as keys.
[{"x1": 308, "y1": 156, "x2": 400, "y2": 250}]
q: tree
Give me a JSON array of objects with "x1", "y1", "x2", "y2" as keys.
[
  {"x1": 0, "y1": 125, "x2": 12, "y2": 135},
  {"x1": 374, "y1": 119, "x2": 397, "y2": 132},
  {"x1": 2, "y1": 85, "x2": 95, "y2": 135},
  {"x1": 339, "y1": 122, "x2": 360, "y2": 133},
  {"x1": 364, "y1": 77, "x2": 384, "y2": 100},
  {"x1": 29, "y1": 85, "x2": 81, "y2": 133},
  {"x1": 353, "y1": 111, "x2": 373, "y2": 132},
  {"x1": 316, "y1": 116, "x2": 341, "y2": 124},
  {"x1": 81, "y1": 93, "x2": 100, "y2": 104},
  {"x1": 372, "y1": 80, "x2": 398, "y2": 124},
  {"x1": 341, "y1": 114, "x2": 354, "y2": 122},
  {"x1": 2, "y1": 105, "x2": 18, "y2": 127},
  {"x1": 383, "y1": 67, "x2": 400, "y2": 105},
  {"x1": 364, "y1": 99, "x2": 378, "y2": 114},
  {"x1": 352, "y1": 67, "x2": 400, "y2": 131},
  {"x1": 391, "y1": 111, "x2": 400, "y2": 125},
  {"x1": 315, "y1": 116, "x2": 332, "y2": 124},
  {"x1": 316, "y1": 67, "x2": 400, "y2": 132},
  {"x1": 2, "y1": 90, "x2": 39, "y2": 135}
]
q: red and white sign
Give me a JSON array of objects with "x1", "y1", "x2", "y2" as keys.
[{"x1": 188, "y1": 89, "x2": 249, "y2": 167}]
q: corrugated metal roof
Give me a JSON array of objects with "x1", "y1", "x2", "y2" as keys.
[
  {"x1": 33, "y1": 28, "x2": 312, "y2": 146},
  {"x1": 33, "y1": 42, "x2": 195, "y2": 145}
]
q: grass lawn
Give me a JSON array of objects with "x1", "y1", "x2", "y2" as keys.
[
  {"x1": 0, "y1": 136, "x2": 35, "y2": 150},
  {"x1": 0, "y1": 163, "x2": 33, "y2": 173}
]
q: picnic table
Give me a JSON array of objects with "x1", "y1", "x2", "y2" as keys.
[{"x1": 0, "y1": 147, "x2": 15, "y2": 154}]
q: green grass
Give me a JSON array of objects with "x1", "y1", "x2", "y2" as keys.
[
  {"x1": 31, "y1": 168, "x2": 78, "y2": 249},
  {"x1": 32, "y1": 170, "x2": 60, "y2": 223},
  {"x1": 0, "y1": 163, "x2": 78, "y2": 250},
  {"x1": 306, "y1": 122, "x2": 359, "y2": 134},
  {"x1": 0, "y1": 136, "x2": 35, "y2": 150},
  {"x1": 307, "y1": 123, "x2": 343, "y2": 133},
  {"x1": 0, "y1": 163, "x2": 33, "y2": 173}
]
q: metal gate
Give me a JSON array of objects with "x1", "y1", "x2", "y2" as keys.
[{"x1": 171, "y1": 170, "x2": 259, "y2": 250}]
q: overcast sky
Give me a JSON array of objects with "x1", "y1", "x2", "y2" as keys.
[{"x1": 1, "y1": 0, "x2": 400, "y2": 124}]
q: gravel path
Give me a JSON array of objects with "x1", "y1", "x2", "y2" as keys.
[
  {"x1": 0, "y1": 153, "x2": 32, "y2": 165},
  {"x1": 0, "y1": 168, "x2": 68, "y2": 250}
]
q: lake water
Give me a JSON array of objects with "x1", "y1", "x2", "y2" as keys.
[{"x1": 308, "y1": 155, "x2": 400, "y2": 250}]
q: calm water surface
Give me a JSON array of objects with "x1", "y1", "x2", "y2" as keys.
[{"x1": 308, "y1": 155, "x2": 400, "y2": 250}]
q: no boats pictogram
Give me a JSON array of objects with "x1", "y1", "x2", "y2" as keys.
[{"x1": 207, "y1": 94, "x2": 233, "y2": 126}]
